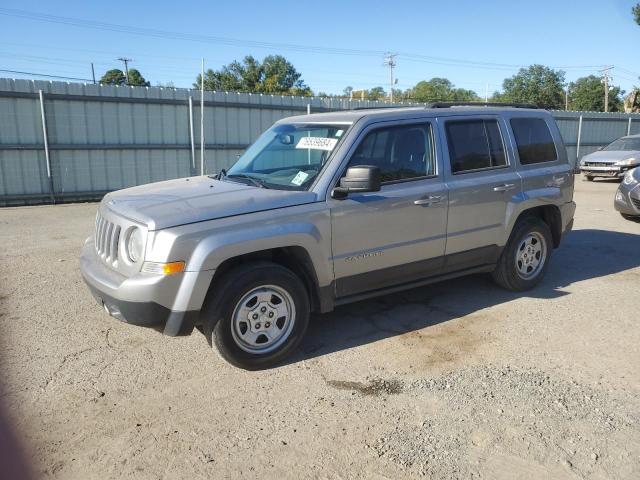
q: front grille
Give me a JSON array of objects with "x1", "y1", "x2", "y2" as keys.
[
  {"x1": 95, "y1": 212, "x2": 121, "y2": 264},
  {"x1": 583, "y1": 162, "x2": 615, "y2": 167},
  {"x1": 632, "y1": 197, "x2": 640, "y2": 210}
]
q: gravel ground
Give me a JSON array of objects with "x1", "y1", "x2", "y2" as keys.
[{"x1": 0, "y1": 178, "x2": 639, "y2": 479}]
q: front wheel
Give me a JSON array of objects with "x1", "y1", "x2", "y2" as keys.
[
  {"x1": 202, "y1": 262, "x2": 310, "y2": 370},
  {"x1": 492, "y1": 217, "x2": 553, "y2": 291},
  {"x1": 584, "y1": 174, "x2": 594, "y2": 182}
]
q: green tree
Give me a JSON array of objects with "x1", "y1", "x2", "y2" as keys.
[
  {"x1": 409, "y1": 78, "x2": 480, "y2": 102},
  {"x1": 494, "y1": 65, "x2": 565, "y2": 109},
  {"x1": 568, "y1": 75, "x2": 624, "y2": 112},
  {"x1": 633, "y1": 3, "x2": 640, "y2": 24},
  {"x1": 126, "y1": 69, "x2": 150, "y2": 87},
  {"x1": 194, "y1": 55, "x2": 309, "y2": 95},
  {"x1": 367, "y1": 86, "x2": 386, "y2": 100},
  {"x1": 100, "y1": 68, "x2": 149, "y2": 86},
  {"x1": 100, "y1": 69, "x2": 126, "y2": 85}
]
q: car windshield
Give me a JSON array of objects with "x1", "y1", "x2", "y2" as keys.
[
  {"x1": 225, "y1": 123, "x2": 349, "y2": 190},
  {"x1": 603, "y1": 138, "x2": 640, "y2": 151}
]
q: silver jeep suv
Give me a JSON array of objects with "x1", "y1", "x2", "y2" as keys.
[{"x1": 80, "y1": 104, "x2": 576, "y2": 369}]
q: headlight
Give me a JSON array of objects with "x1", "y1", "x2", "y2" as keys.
[
  {"x1": 623, "y1": 169, "x2": 639, "y2": 185},
  {"x1": 125, "y1": 227, "x2": 144, "y2": 263},
  {"x1": 616, "y1": 157, "x2": 638, "y2": 166}
]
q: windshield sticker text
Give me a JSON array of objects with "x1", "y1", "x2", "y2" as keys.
[{"x1": 296, "y1": 137, "x2": 338, "y2": 151}]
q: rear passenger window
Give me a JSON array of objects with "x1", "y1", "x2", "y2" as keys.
[
  {"x1": 510, "y1": 118, "x2": 557, "y2": 165},
  {"x1": 445, "y1": 120, "x2": 506, "y2": 173},
  {"x1": 347, "y1": 124, "x2": 435, "y2": 182}
]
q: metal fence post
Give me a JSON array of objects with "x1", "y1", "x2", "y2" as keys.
[
  {"x1": 38, "y1": 89, "x2": 55, "y2": 203},
  {"x1": 576, "y1": 115, "x2": 583, "y2": 164},
  {"x1": 188, "y1": 96, "x2": 196, "y2": 175}
]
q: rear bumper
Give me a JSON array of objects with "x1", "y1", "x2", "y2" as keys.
[
  {"x1": 80, "y1": 238, "x2": 213, "y2": 336},
  {"x1": 561, "y1": 201, "x2": 576, "y2": 236}
]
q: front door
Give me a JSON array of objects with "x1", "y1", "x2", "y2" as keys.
[
  {"x1": 440, "y1": 116, "x2": 522, "y2": 270},
  {"x1": 329, "y1": 120, "x2": 448, "y2": 297}
]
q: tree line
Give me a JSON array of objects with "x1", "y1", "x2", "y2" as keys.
[{"x1": 97, "y1": 56, "x2": 629, "y2": 112}]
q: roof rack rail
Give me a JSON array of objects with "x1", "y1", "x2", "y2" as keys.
[
  {"x1": 426, "y1": 101, "x2": 539, "y2": 109},
  {"x1": 350, "y1": 105, "x2": 423, "y2": 111}
]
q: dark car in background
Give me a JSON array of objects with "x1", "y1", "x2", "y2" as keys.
[{"x1": 579, "y1": 135, "x2": 640, "y2": 181}]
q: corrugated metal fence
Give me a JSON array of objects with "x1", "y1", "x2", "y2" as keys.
[{"x1": 2, "y1": 79, "x2": 640, "y2": 206}]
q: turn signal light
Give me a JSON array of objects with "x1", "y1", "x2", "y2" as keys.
[{"x1": 142, "y1": 261, "x2": 185, "y2": 275}]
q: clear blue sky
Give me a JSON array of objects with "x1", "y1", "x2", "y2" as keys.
[{"x1": 0, "y1": 0, "x2": 639, "y2": 97}]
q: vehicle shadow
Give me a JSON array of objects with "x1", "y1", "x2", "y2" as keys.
[{"x1": 290, "y1": 229, "x2": 640, "y2": 364}]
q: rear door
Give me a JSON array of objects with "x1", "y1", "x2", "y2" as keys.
[
  {"x1": 440, "y1": 115, "x2": 522, "y2": 269},
  {"x1": 507, "y1": 114, "x2": 573, "y2": 205},
  {"x1": 329, "y1": 120, "x2": 448, "y2": 297}
]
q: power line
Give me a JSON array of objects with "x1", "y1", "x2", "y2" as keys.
[
  {"x1": 0, "y1": 68, "x2": 93, "y2": 82},
  {"x1": 0, "y1": 7, "x2": 616, "y2": 72}
]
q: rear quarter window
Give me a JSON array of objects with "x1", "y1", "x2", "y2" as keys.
[{"x1": 510, "y1": 118, "x2": 558, "y2": 165}]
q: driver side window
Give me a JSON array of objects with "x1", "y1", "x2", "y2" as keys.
[{"x1": 347, "y1": 123, "x2": 435, "y2": 183}]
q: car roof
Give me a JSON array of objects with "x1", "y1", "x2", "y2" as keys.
[
  {"x1": 620, "y1": 134, "x2": 640, "y2": 139},
  {"x1": 280, "y1": 106, "x2": 547, "y2": 125}
]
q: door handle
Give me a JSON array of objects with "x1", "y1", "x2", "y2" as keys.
[
  {"x1": 493, "y1": 183, "x2": 516, "y2": 192},
  {"x1": 414, "y1": 195, "x2": 443, "y2": 206}
]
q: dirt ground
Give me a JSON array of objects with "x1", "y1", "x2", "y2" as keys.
[{"x1": 0, "y1": 178, "x2": 639, "y2": 479}]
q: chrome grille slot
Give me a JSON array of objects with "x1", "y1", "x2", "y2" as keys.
[
  {"x1": 632, "y1": 197, "x2": 640, "y2": 210},
  {"x1": 94, "y1": 211, "x2": 120, "y2": 265}
]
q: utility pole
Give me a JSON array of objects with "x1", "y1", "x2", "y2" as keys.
[
  {"x1": 118, "y1": 57, "x2": 132, "y2": 84},
  {"x1": 565, "y1": 88, "x2": 569, "y2": 111},
  {"x1": 599, "y1": 66, "x2": 613, "y2": 112},
  {"x1": 91, "y1": 63, "x2": 96, "y2": 84},
  {"x1": 384, "y1": 52, "x2": 397, "y2": 103}
]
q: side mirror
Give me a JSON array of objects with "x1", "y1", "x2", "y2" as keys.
[{"x1": 331, "y1": 165, "x2": 381, "y2": 199}]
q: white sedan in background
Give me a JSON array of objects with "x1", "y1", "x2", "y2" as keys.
[{"x1": 579, "y1": 135, "x2": 640, "y2": 181}]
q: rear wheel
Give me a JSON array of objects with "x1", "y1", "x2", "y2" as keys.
[
  {"x1": 492, "y1": 217, "x2": 553, "y2": 291},
  {"x1": 584, "y1": 175, "x2": 594, "y2": 181},
  {"x1": 202, "y1": 262, "x2": 310, "y2": 370}
]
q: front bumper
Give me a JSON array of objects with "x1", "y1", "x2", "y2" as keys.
[
  {"x1": 580, "y1": 164, "x2": 633, "y2": 178},
  {"x1": 614, "y1": 182, "x2": 640, "y2": 216},
  {"x1": 80, "y1": 238, "x2": 214, "y2": 336}
]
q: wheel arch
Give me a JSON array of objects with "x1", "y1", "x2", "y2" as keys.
[
  {"x1": 205, "y1": 246, "x2": 326, "y2": 314},
  {"x1": 511, "y1": 205, "x2": 562, "y2": 248}
]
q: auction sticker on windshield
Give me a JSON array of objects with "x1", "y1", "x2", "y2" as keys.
[
  {"x1": 290, "y1": 171, "x2": 310, "y2": 186},
  {"x1": 296, "y1": 137, "x2": 338, "y2": 151}
]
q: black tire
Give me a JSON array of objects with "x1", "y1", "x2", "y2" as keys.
[
  {"x1": 584, "y1": 175, "x2": 594, "y2": 182},
  {"x1": 202, "y1": 262, "x2": 310, "y2": 370},
  {"x1": 492, "y1": 217, "x2": 553, "y2": 292}
]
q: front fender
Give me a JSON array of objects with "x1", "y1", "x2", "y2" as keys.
[{"x1": 147, "y1": 203, "x2": 333, "y2": 289}]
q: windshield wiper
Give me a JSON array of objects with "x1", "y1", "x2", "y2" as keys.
[
  {"x1": 208, "y1": 169, "x2": 226, "y2": 180},
  {"x1": 226, "y1": 173, "x2": 269, "y2": 189}
]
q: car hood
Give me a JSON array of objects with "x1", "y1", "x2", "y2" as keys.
[
  {"x1": 582, "y1": 150, "x2": 640, "y2": 163},
  {"x1": 102, "y1": 176, "x2": 317, "y2": 230}
]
